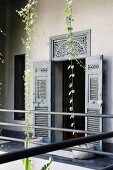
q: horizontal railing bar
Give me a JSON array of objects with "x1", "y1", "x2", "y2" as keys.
[
  {"x1": 0, "y1": 136, "x2": 25, "y2": 142},
  {"x1": 1, "y1": 136, "x2": 112, "y2": 157},
  {"x1": 36, "y1": 142, "x2": 113, "y2": 157},
  {"x1": 0, "y1": 109, "x2": 113, "y2": 118},
  {"x1": 1, "y1": 135, "x2": 113, "y2": 157},
  {"x1": 34, "y1": 143, "x2": 113, "y2": 157},
  {"x1": 0, "y1": 122, "x2": 100, "y2": 134},
  {"x1": 0, "y1": 122, "x2": 24, "y2": 127},
  {"x1": 32, "y1": 112, "x2": 113, "y2": 118},
  {"x1": 0, "y1": 131, "x2": 113, "y2": 164},
  {"x1": 0, "y1": 109, "x2": 27, "y2": 113},
  {"x1": 67, "y1": 147, "x2": 113, "y2": 156}
]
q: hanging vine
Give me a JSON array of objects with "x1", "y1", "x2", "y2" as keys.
[
  {"x1": 16, "y1": 1, "x2": 52, "y2": 170},
  {"x1": 0, "y1": 28, "x2": 5, "y2": 63},
  {"x1": 64, "y1": 0, "x2": 85, "y2": 131},
  {"x1": 16, "y1": 0, "x2": 37, "y2": 169},
  {"x1": 0, "y1": 28, "x2": 5, "y2": 106}
]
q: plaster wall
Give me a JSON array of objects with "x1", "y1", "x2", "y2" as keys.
[
  {"x1": 0, "y1": 0, "x2": 113, "y2": 143},
  {"x1": 32, "y1": 0, "x2": 113, "y2": 143}
]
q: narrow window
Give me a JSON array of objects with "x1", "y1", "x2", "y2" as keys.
[{"x1": 14, "y1": 54, "x2": 25, "y2": 120}]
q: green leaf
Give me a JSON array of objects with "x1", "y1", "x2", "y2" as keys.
[
  {"x1": 69, "y1": 106, "x2": 73, "y2": 111},
  {"x1": 64, "y1": 5, "x2": 68, "y2": 14},
  {"x1": 69, "y1": 98, "x2": 73, "y2": 103},
  {"x1": 70, "y1": 65, "x2": 74, "y2": 69},
  {"x1": 25, "y1": 158, "x2": 31, "y2": 170},
  {"x1": 68, "y1": 27, "x2": 73, "y2": 32},
  {"x1": 21, "y1": 158, "x2": 25, "y2": 165},
  {"x1": 70, "y1": 115, "x2": 74, "y2": 119},
  {"x1": 67, "y1": 65, "x2": 71, "y2": 69},
  {"x1": 71, "y1": 123, "x2": 74, "y2": 127},
  {"x1": 41, "y1": 157, "x2": 52, "y2": 170},
  {"x1": 21, "y1": 158, "x2": 31, "y2": 170},
  {"x1": 69, "y1": 83, "x2": 72, "y2": 88},
  {"x1": 69, "y1": 74, "x2": 75, "y2": 78},
  {"x1": 69, "y1": 90, "x2": 75, "y2": 95}
]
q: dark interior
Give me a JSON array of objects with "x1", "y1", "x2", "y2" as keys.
[
  {"x1": 63, "y1": 59, "x2": 85, "y2": 140},
  {"x1": 14, "y1": 54, "x2": 25, "y2": 120}
]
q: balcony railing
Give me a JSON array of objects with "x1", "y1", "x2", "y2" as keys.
[{"x1": 0, "y1": 109, "x2": 113, "y2": 169}]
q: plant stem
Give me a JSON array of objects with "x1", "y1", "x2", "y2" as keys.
[{"x1": 16, "y1": 1, "x2": 37, "y2": 169}]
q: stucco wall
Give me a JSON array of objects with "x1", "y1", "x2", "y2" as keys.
[
  {"x1": 32, "y1": 0, "x2": 113, "y2": 140},
  {"x1": 32, "y1": 0, "x2": 113, "y2": 143},
  {"x1": 0, "y1": 0, "x2": 113, "y2": 143}
]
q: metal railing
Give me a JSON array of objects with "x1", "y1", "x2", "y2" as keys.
[
  {"x1": 0, "y1": 109, "x2": 113, "y2": 169},
  {"x1": 0, "y1": 131, "x2": 113, "y2": 165},
  {"x1": 0, "y1": 109, "x2": 113, "y2": 147},
  {"x1": 1, "y1": 109, "x2": 113, "y2": 136}
]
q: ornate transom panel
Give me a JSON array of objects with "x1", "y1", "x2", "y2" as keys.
[{"x1": 50, "y1": 30, "x2": 91, "y2": 61}]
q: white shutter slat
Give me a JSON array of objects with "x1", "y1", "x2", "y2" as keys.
[
  {"x1": 33, "y1": 61, "x2": 51, "y2": 143},
  {"x1": 85, "y1": 55, "x2": 103, "y2": 150}
]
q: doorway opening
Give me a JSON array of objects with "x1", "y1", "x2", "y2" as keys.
[
  {"x1": 63, "y1": 59, "x2": 85, "y2": 140},
  {"x1": 53, "y1": 59, "x2": 85, "y2": 141}
]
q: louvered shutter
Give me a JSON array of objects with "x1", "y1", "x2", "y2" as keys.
[
  {"x1": 85, "y1": 55, "x2": 103, "y2": 150},
  {"x1": 33, "y1": 61, "x2": 51, "y2": 143}
]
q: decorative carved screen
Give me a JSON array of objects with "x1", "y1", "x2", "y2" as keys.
[{"x1": 50, "y1": 30, "x2": 91, "y2": 61}]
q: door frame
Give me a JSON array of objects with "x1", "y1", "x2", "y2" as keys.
[{"x1": 50, "y1": 30, "x2": 91, "y2": 142}]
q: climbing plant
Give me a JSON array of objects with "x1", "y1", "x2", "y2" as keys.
[
  {"x1": 16, "y1": 0, "x2": 37, "y2": 169},
  {"x1": 64, "y1": 0, "x2": 85, "y2": 130},
  {"x1": 0, "y1": 28, "x2": 6, "y2": 149},
  {"x1": 16, "y1": 1, "x2": 52, "y2": 170},
  {"x1": 0, "y1": 28, "x2": 6, "y2": 65},
  {"x1": 0, "y1": 28, "x2": 5, "y2": 106}
]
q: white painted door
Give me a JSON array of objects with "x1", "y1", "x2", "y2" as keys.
[
  {"x1": 85, "y1": 55, "x2": 103, "y2": 150},
  {"x1": 33, "y1": 61, "x2": 51, "y2": 143}
]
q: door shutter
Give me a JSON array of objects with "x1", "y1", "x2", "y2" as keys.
[
  {"x1": 85, "y1": 55, "x2": 103, "y2": 150},
  {"x1": 33, "y1": 61, "x2": 51, "y2": 143}
]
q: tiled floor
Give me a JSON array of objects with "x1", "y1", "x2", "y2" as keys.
[{"x1": 0, "y1": 141, "x2": 113, "y2": 170}]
